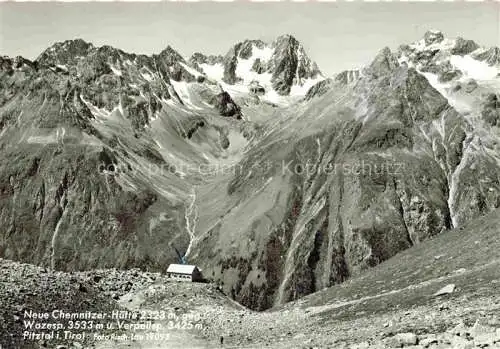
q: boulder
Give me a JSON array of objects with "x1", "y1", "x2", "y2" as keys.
[
  {"x1": 433, "y1": 284, "x2": 455, "y2": 297},
  {"x1": 385, "y1": 332, "x2": 418, "y2": 347}
]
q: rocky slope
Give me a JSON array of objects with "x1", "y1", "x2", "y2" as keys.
[
  {"x1": 0, "y1": 39, "x2": 253, "y2": 273},
  {"x1": 0, "y1": 31, "x2": 499, "y2": 315},
  {"x1": 189, "y1": 36, "x2": 500, "y2": 310},
  {"x1": 0, "y1": 257, "x2": 226, "y2": 349},
  {"x1": 198, "y1": 208, "x2": 500, "y2": 348},
  {"x1": 0, "y1": 258, "x2": 120, "y2": 349},
  {"x1": 2, "y1": 209, "x2": 498, "y2": 349}
]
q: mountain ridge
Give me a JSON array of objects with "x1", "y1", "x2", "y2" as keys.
[
  {"x1": 8, "y1": 33, "x2": 323, "y2": 100},
  {"x1": 0, "y1": 30, "x2": 499, "y2": 313}
]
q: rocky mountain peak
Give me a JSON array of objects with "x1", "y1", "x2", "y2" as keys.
[
  {"x1": 424, "y1": 30, "x2": 445, "y2": 46},
  {"x1": 189, "y1": 52, "x2": 212, "y2": 67},
  {"x1": 236, "y1": 39, "x2": 266, "y2": 59},
  {"x1": 396, "y1": 30, "x2": 498, "y2": 98},
  {"x1": 273, "y1": 34, "x2": 299, "y2": 47},
  {"x1": 190, "y1": 52, "x2": 207, "y2": 63},
  {"x1": 451, "y1": 37, "x2": 480, "y2": 56},
  {"x1": 304, "y1": 78, "x2": 333, "y2": 100},
  {"x1": 365, "y1": 46, "x2": 400, "y2": 78},
  {"x1": 36, "y1": 38, "x2": 95, "y2": 66},
  {"x1": 217, "y1": 34, "x2": 322, "y2": 97},
  {"x1": 401, "y1": 31, "x2": 480, "y2": 58},
  {"x1": 473, "y1": 46, "x2": 500, "y2": 66},
  {"x1": 157, "y1": 45, "x2": 185, "y2": 65},
  {"x1": 0, "y1": 55, "x2": 12, "y2": 72},
  {"x1": 94, "y1": 45, "x2": 130, "y2": 64},
  {"x1": 189, "y1": 52, "x2": 223, "y2": 67},
  {"x1": 268, "y1": 34, "x2": 322, "y2": 95},
  {"x1": 0, "y1": 55, "x2": 35, "y2": 73},
  {"x1": 271, "y1": 34, "x2": 305, "y2": 64}
]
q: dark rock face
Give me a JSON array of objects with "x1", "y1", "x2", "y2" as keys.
[
  {"x1": 464, "y1": 79, "x2": 479, "y2": 93},
  {"x1": 404, "y1": 68, "x2": 450, "y2": 121},
  {"x1": 194, "y1": 83, "x2": 245, "y2": 118},
  {"x1": 222, "y1": 40, "x2": 264, "y2": 84},
  {"x1": 249, "y1": 81, "x2": 265, "y2": 96},
  {"x1": 222, "y1": 52, "x2": 241, "y2": 85},
  {"x1": 251, "y1": 58, "x2": 266, "y2": 74},
  {"x1": 481, "y1": 93, "x2": 500, "y2": 127},
  {"x1": 189, "y1": 52, "x2": 224, "y2": 74},
  {"x1": 424, "y1": 30, "x2": 445, "y2": 46},
  {"x1": 268, "y1": 35, "x2": 321, "y2": 95},
  {"x1": 156, "y1": 45, "x2": 185, "y2": 66},
  {"x1": 0, "y1": 56, "x2": 14, "y2": 72},
  {"x1": 154, "y1": 46, "x2": 197, "y2": 83},
  {"x1": 190, "y1": 52, "x2": 223, "y2": 66},
  {"x1": 305, "y1": 78, "x2": 333, "y2": 100},
  {"x1": 190, "y1": 52, "x2": 208, "y2": 65},
  {"x1": 268, "y1": 35, "x2": 301, "y2": 95},
  {"x1": 3, "y1": 55, "x2": 36, "y2": 72},
  {"x1": 0, "y1": 142, "x2": 187, "y2": 270},
  {"x1": 364, "y1": 47, "x2": 399, "y2": 78},
  {"x1": 37, "y1": 39, "x2": 95, "y2": 67},
  {"x1": 451, "y1": 37, "x2": 480, "y2": 56},
  {"x1": 335, "y1": 70, "x2": 361, "y2": 85},
  {"x1": 438, "y1": 69, "x2": 462, "y2": 83},
  {"x1": 211, "y1": 91, "x2": 242, "y2": 118},
  {"x1": 239, "y1": 40, "x2": 265, "y2": 59},
  {"x1": 414, "y1": 49, "x2": 441, "y2": 67},
  {"x1": 420, "y1": 61, "x2": 463, "y2": 83},
  {"x1": 473, "y1": 47, "x2": 500, "y2": 66}
]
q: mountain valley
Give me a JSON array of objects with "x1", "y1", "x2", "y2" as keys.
[{"x1": 0, "y1": 29, "x2": 499, "y2": 348}]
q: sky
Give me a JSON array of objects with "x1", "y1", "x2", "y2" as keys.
[{"x1": 0, "y1": 2, "x2": 499, "y2": 75}]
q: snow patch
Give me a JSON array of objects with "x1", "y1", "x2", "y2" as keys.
[
  {"x1": 141, "y1": 71, "x2": 154, "y2": 82},
  {"x1": 109, "y1": 65, "x2": 122, "y2": 77},
  {"x1": 419, "y1": 72, "x2": 472, "y2": 113},
  {"x1": 179, "y1": 62, "x2": 203, "y2": 78},
  {"x1": 449, "y1": 55, "x2": 499, "y2": 81},
  {"x1": 252, "y1": 45, "x2": 274, "y2": 62},
  {"x1": 170, "y1": 80, "x2": 202, "y2": 110},
  {"x1": 236, "y1": 61, "x2": 272, "y2": 87},
  {"x1": 409, "y1": 38, "x2": 456, "y2": 53},
  {"x1": 199, "y1": 63, "x2": 224, "y2": 81},
  {"x1": 290, "y1": 76, "x2": 324, "y2": 96},
  {"x1": 234, "y1": 44, "x2": 275, "y2": 89}
]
